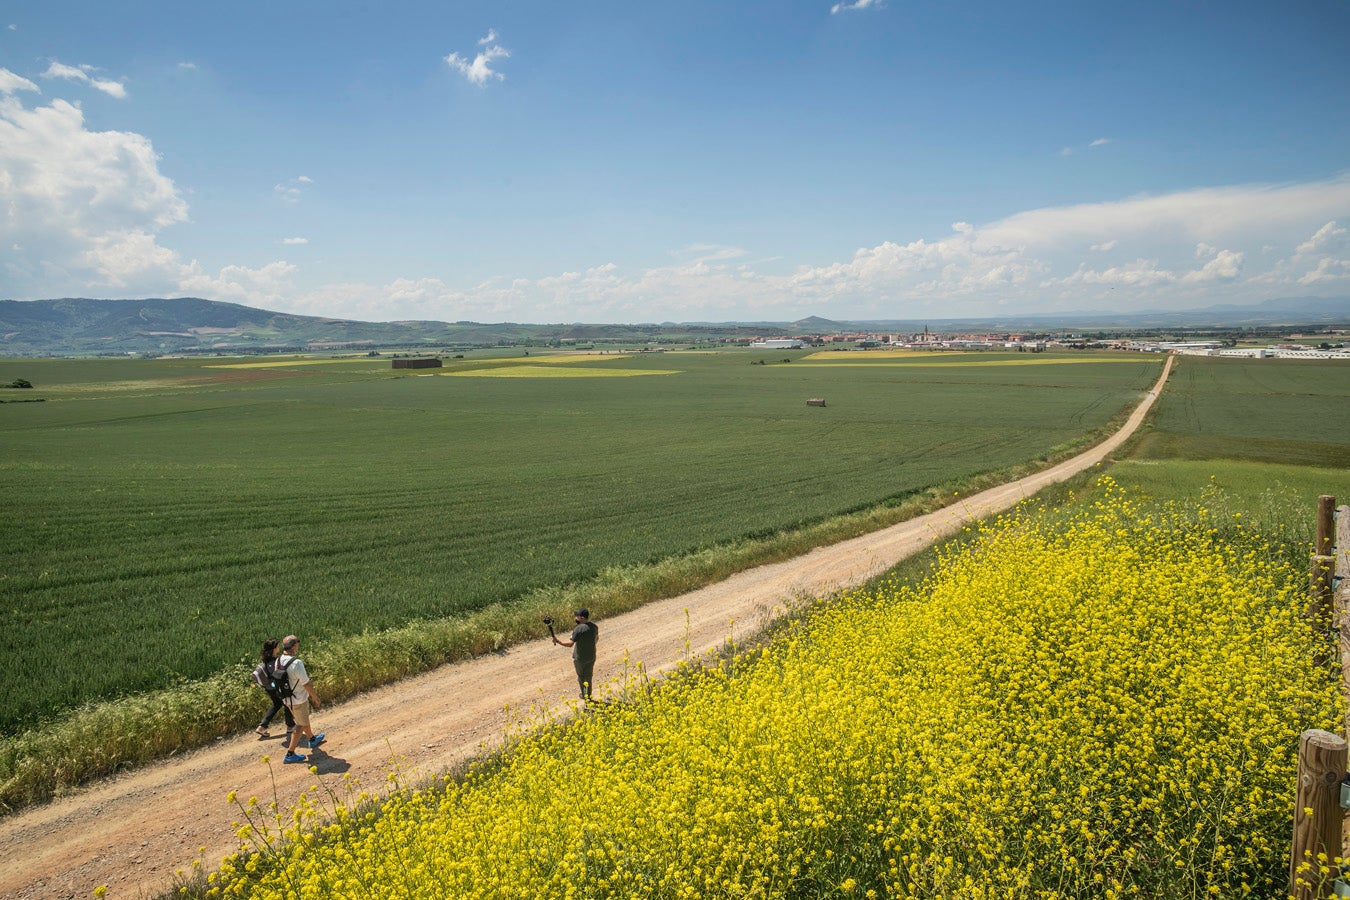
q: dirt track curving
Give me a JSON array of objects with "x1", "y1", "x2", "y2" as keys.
[{"x1": 0, "y1": 357, "x2": 1172, "y2": 900}]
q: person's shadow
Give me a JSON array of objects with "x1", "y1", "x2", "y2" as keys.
[{"x1": 307, "y1": 749, "x2": 351, "y2": 776}]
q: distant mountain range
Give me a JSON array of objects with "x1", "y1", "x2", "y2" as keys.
[{"x1": 0, "y1": 295, "x2": 1346, "y2": 356}]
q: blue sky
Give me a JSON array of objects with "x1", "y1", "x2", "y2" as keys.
[{"x1": 2, "y1": 1, "x2": 1348, "y2": 324}]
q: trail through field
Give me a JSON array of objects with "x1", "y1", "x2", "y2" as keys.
[{"x1": 0, "y1": 357, "x2": 1172, "y2": 900}]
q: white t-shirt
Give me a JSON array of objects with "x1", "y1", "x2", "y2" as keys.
[{"x1": 276, "y1": 654, "x2": 310, "y2": 707}]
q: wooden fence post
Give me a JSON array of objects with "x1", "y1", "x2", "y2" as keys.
[
  {"x1": 1290, "y1": 729, "x2": 1347, "y2": 900},
  {"x1": 1336, "y1": 504, "x2": 1350, "y2": 776},
  {"x1": 1318, "y1": 496, "x2": 1337, "y2": 557},
  {"x1": 1314, "y1": 556, "x2": 1338, "y2": 623},
  {"x1": 1337, "y1": 504, "x2": 1350, "y2": 590},
  {"x1": 1311, "y1": 496, "x2": 1338, "y2": 623}
]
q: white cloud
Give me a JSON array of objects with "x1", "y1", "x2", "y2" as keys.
[
  {"x1": 750, "y1": 177, "x2": 1350, "y2": 319},
  {"x1": 178, "y1": 261, "x2": 299, "y2": 306},
  {"x1": 282, "y1": 237, "x2": 309, "y2": 245},
  {"x1": 1180, "y1": 246, "x2": 1243, "y2": 283},
  {"x1": 0, "y1": 91, "x2": 321, "y2": 308},
  {"x1": 41, "y1": 60, "x2": 127, "y2": 99},
  {"x1": 0, "y1": 92, "x2": 188, "y2": 296},
  {"x1": 1288, "y1": 221, "x2": 1350, "y2": 286},
  {"x1": 976, "y1": 179, "x2": 1350, "y2": 252},
  {"x1": 42, "y1": 61, "x2": 86, "y2": 81},
  {"x1": 1061, "y1": 138, "x2": 1113, "y2": 157},
  {"x1": 1059, "y1": 259, "x2": 1177, "y2": 287},
  {"x1": 1295, "y1": 220, "x2": 1346, "y2": 256},
  {"x1": 831, "y1": 0, "x2": 882, "y2": 13},
  {"x1": 274, "y1": 176, "x2": 312, "y2": 204},
  {"x1": 673, "y1": 243, "x2": 748, "y2": 265},
  {"x1": 445, "y1": 30, "x2": 510, "y2": 86},
  {"x1": 1297, "y1": 257, "x2": 1350, "y2": 285},
  {"x1": 0, "y1": 68, "x2": 40, "y2": 94},
  {"x1": 178, "y1": 62, "x2": 198, "y2": 72},
  {"x1": 0, "y1": 90, "x2": 302, "y2": 307},
  {"x1": 80, "y1": 229, "x2": 184, "y2": 287}
]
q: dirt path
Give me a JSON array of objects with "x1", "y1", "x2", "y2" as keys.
[{"x1": 0, "y1": 357, "x2": 1172, "y2": 900}]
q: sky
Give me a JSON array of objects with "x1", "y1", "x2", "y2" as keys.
[{"x1": 2, "y1": 0, "x2": 1349, "y2": 325}]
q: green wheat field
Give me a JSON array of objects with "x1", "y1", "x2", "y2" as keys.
[{"x1": 0, "y1": 348, "x2": 1165, "y2": 733}]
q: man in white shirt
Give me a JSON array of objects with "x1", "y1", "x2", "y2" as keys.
[{"x1": 277, "y1": 634, "x2": 325, "y2": 764}]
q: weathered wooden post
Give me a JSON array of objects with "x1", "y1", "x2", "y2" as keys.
[
  {"x1": 1314, "y1": 556, "x2": 1338, "y2": 622},
  {"x1": 1319, "y1": 496, "x2": 1337, "y2": 557},
  {"x1": 1289, "y1": 729, "x2": 1347, "y2": 900},
  {"x1": 1336, "y1": 504, "x2": 1350, "y2": 763},
  {"x1": 1310, "y1": 496, "x2": 1337, "y2": 623}
]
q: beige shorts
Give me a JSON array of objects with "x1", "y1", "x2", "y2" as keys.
[{"x1": 287, "y1": 700, "x2": 311, "y2": 730}]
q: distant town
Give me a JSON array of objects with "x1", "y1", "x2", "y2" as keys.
[{"x1": 747, "y1": 324, "x2": 1350, "y2": 360}]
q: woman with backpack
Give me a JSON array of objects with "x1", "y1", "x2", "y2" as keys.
[{"x1": 252, "y1": 638, "x2": 295, "y2": 738}]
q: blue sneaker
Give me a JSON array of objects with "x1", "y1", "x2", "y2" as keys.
[
  {"x1": 308, "y1": 733, "x2": 326, "y2": 749},
  {"x1": 283, "y1": 751, "x2": 307, "y2": 764}
]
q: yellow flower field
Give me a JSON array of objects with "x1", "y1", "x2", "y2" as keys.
[
  {"x1": 211, "y1": 480, "x2": 1335, "y2": 899},
  {"x1": 207, "y1": 359, "x2": 387, "y2": 369},
  {"x1": 509, "y1": 354, "x2": 634, "y2": 363}
]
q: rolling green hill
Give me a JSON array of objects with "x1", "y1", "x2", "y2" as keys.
[{"x1": 0, "y1": 297, "x2": 780, "y2": 355}]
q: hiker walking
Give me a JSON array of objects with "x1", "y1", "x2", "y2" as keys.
[
  {"x1": 277, "y1": 634, "x2": 326, "y2": 764},
  {"x1": 251, "y1": 637, "x2": 295, "y2": 739},
  {"x1": 553, "y1": 608, "x2": 599, "y2": 700}
]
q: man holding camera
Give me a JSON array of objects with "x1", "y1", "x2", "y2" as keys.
[{"x1": 552, "y1": 608, "x2": 599, "y2": 700}]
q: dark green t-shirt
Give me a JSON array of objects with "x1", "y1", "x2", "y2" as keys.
[{"x1": 570, "y1": 621, "x2": 598, "y2": 663}]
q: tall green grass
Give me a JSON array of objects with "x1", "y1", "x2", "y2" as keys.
[
  {"x1": 1131, "y1": 354, "x2": 1350, "y2": 469},
  {"x1": 1108, "y1": 353, "x2": 1350, "y2": 537}
]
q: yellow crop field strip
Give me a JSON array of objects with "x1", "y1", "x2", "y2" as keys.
[
  {"x1": 802, "y1": 348, "x2": 921, "y2": 359},
  {"x1": 207, "y1": 359, "x2": 388, "y2": 369},
  {"x1": 207, "y1": 353, "x2": 631, "y2": 369},
  {"x1": 445, "y1": 366, "x2": 677, "y2": 378},
  {"x1": 211, "y1": 479, "x2": 1331, "y2": 899},
  {"x1": 515, "y1": 353, "x2": 634, "y2": 363},
  {"x1": 34, "y1": 378, "x2": 206, "y2": 394}
]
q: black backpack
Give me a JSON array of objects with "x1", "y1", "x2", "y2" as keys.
[{"x1": 267, "y1": 657, "x2": 296, "y2": 700}]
